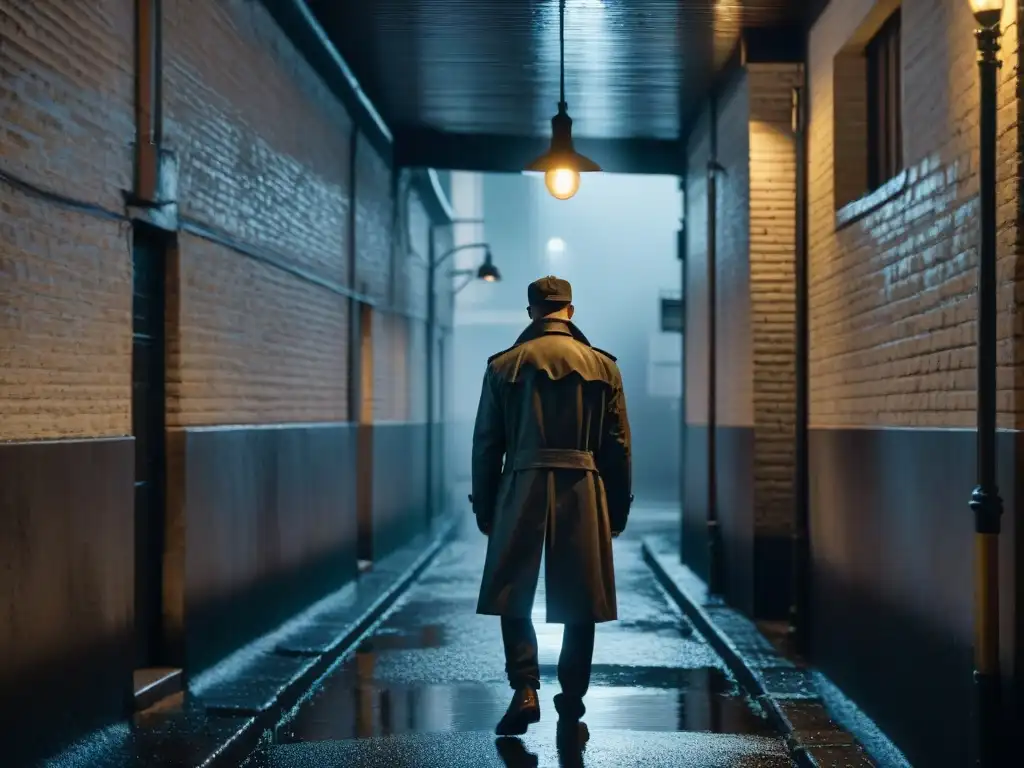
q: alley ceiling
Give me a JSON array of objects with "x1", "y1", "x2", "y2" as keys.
[{"x1": 294, "y1": 0, "x2": 821, "y2": 173}]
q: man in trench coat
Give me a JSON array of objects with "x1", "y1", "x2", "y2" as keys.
[{"x1": 470, "y1": 275, "x2": 633, "y2": 737}]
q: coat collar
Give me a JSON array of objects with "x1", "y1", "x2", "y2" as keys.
[{"x1": 512, "y1": 318, "x2": 592, "y2": 348}]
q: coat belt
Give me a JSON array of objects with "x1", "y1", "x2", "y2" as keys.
[{"x1": 512, "y1": 448, "x2": 596, "y2": 472}]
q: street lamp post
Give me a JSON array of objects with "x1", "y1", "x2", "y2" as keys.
[
  {"x1": 425, "y1": 223, "x2": 489, "y2": 526},
  {"x1": 967, "y1": 1, "x2": 1004, "y2": 765}
]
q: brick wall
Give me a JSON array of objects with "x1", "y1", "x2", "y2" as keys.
[
  {"x1": 0, "y1": 0, "x2": 134, "y2": 440},
  {"x1": 166, "y1": 233, "x2": 349, "y2": 425},
  {"x1": 748, "y1": 63, "x2": 802, "y2": 534},
  {"x1": 163, "y1": 0, "x2": 357, "y2": 427},
  {"x1": 682, "y1": 62, "x2": 801, "y2": 614},
  {"x1": 1, "y1": 0, "x2": 444, "y2": 437},
  {"x1": 355, "y1": 132, "x2": 393, "y2": 302},
  {"x1": 808, "y1": 0, "x2": 1021, "y2": 429}
]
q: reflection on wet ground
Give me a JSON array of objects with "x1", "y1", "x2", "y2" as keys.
[{"x1": 248, "y1": 507, "x2": 794, "y2": 767}]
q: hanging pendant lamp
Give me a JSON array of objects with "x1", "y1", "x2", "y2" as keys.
[{"x1": 525, "y1": 0, "x2": 601, "y2": 200}]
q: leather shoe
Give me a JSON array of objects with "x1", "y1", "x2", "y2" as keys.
[{"x1": 495, "y1": 686, "x2": 540, "y2": 736}]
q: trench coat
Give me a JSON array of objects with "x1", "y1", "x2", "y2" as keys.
[{"x1": 471, "y1": 319, "x2": 633, "y2": 624}]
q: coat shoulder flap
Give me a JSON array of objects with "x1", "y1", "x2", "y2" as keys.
[
  {"x1": 591, "y1": 346, "x2": 617, "y2": 362},
  {"x1": 487, "y1": 345, "x2": 516, "y2": 365}
]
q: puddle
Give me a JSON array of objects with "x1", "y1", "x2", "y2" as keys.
[{"x1": 276, "y1": 648, "x2": 773, "y2": 744}]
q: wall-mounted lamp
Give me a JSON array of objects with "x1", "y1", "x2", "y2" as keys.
[
  {"x1": 476, "y1": 250, "x2": 501, "y2": 282},
  {"x1": 451, "y1": 246, "x2": 502, "y2": 294}
]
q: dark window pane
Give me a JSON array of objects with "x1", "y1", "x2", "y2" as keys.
[{"x1": 866, "y1": 9, "x2": 902, "y2": 190}]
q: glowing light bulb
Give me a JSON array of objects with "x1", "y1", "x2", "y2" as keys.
[{"x1": 544, "y1": 168, "x2": 580, "y2": 200}]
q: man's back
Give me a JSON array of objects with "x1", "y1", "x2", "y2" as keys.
[
  {"x1": 478, "y1": 323, "x2": 632, "y2": 532},
  {"x1": 470, "y1": 275, "x2": 633, "y2": 738}
]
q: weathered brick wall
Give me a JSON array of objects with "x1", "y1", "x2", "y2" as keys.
[
  {"x1": 372, "y1": 310, "x2": 408, "y2": 422},
  {"x1": 163, "y1": 0, "x2": 357, "y2": 426},
  {"x1": 167, "y1": 234, "x2": 349, "y2": 425},
  {"x1": 402, "y1": 185, "x2": 430, "y2": 424},
  {"x1": 748, "y1": 63, "x2": 802, "y2": 533},
  {"x1": 404, "y1": 185, "x2": 432, "y2": 318},
  {"x1": 0, "y1": 0, "x2": 134, "y2": 440},
  {"x1": 808, "y1": 0, "x2": 1021, "y2": 429},
  {"x1": 355, "y1": 133, "x2": 393, "y2": 302}
]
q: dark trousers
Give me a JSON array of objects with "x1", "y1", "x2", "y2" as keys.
[{"x1": 500, "y1": 617, "x2": 595, "y2": 698}]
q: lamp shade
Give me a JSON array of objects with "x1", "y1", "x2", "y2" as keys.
[
  {"x1": 477, "y1": 252, "x2": 501, "y2": 282},
  {"x1": 525, "y1": 106, "x2": 601, "y2": 200},
  {"x1": 969, "y1": 0, "x2": 1004, "y2": 26}
]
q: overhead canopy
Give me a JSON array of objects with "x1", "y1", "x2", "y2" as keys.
[{"x1": 282, "y1": 0, "x2": 822, "y2": 174}]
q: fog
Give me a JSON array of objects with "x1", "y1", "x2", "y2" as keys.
[{"x1": 446, "y1": 171, "x2": 683, "y2": 505}]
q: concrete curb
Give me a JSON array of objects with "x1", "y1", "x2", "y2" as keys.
[
  {"x1": 641, "y1": 539, "x2": 819, "y2": 768},
  {"x1": 204, "y1": 513, "x2": 461, "y2": 768}
]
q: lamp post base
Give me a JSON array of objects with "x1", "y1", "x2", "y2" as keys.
[{"x1": 973, "y1": 670, "x2": 1002, "y2": 766}]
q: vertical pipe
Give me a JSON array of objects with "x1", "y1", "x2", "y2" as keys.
[
  {"x1": 347, "y1": 130, "x2": 360, "y2": 423},
  {"x1": 678, "y1": 180, "x2": 688, "y2": 561},
  {"x1": 971, "y1": 20, "x2": 1003, "y2": 768},
  {"x1": 134, "y1": 0, "x2": 161, "y2": 201},
  {"x1": 790, "y1": 82, "x2": 811, "y2": 655},
  {"x1": 706, "y1": 96, "x2": 723, "y2": 595},
  {"x1": 426, "y1": 228, "x2": 437, "y2": 528}
]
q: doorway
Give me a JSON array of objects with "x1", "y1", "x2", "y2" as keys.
[
  {"x1": 131, "y1": 221, "x2": 180, "y2": 709},
  {"x1": 356, "y1": 301, "x2": 374, "y2": 570}
]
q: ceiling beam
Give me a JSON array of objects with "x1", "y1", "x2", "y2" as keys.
[{"x1": 394, "y1": 128, "x2": 684, "y2": 176}]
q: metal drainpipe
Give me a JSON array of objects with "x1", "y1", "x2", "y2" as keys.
[
  {"x1": 970, "y1": 15, "x2": 1004, "y2": 767},
  {"x1": 134, "y1": 0, "x2": 161, "y2": 202},
  {"x1": 706, "y1": 95, "x2": 723, "y2": 596},
  {"x1": 426, "y1": 229, "x2": 437, "y2": 528},
  {"x1": 347, "y1": 130, "x2": 359, "y2": 424},
  {"x1": 789, "y1": 81, "x2": 811, "y2": 655},
  {"x1": 678, "y1": 180, "x2": 688, "y2": 559}
]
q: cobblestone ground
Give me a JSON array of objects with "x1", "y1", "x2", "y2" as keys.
[{"x1": 248, "y1": 506, "x2": 794, "y2": 767}]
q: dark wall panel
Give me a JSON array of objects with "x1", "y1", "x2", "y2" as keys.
[
  {"x1": 372, "y1": 422, "x2": 429, "y2": 559},
  {"x1": 165, "y1": 423, "x2": 358, "y2": 674},
  {"x1": 718, "y1": 426, "x2": 755, "y2": 617},
  {"x1": 0, "y1": 437, "x2": 134, "y2": 767},
  {"x1": 683, "y1": 424, "x2": 710, "y2": 580},
  {"x1": 809, "y1": 427, "x2": 1020, "y2": 768}
]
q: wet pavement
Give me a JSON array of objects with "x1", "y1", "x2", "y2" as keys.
[{"x1": 245, "y1": 506, "x2": 795, "y2": 767}]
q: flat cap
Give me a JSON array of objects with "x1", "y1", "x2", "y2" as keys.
[{"x1": 528, "y1": 275, "x2": 572, "y2": 306}]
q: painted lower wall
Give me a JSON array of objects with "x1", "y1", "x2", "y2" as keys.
[
  {"x1": 163, "y1": 423, "x2": 359, "y2": 675},
  {"x1": 0, "y1": 437, "x2": 134, "y2": 768},
  {"x1": 162, "y1": 421, "x2": 430, "y2": 676},
  {"x1": 809, "y1": 427, "x2": 1021, "y2": 767}
]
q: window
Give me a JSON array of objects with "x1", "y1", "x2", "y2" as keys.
[{"x1": 865, "y1": 9, "x2": 902, "y2": 190}]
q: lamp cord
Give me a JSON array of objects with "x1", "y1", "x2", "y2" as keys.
[{"x1": 559, "y1": 0, "x2": 566, "y2": 107}]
